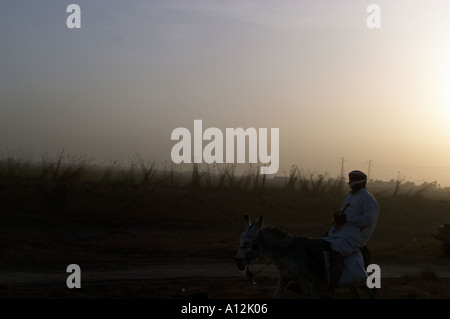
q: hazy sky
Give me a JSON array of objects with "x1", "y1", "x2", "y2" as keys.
[{"x1": 2, "y1": 1, "x2": 450, "y2": 185}]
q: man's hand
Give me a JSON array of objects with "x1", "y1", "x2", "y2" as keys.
[{"x1": 334, "y1": 213, "x2": 347, "y2": 226}]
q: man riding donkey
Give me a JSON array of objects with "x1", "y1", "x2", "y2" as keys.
[{"x1": 320, "y1": 170, "x2": 379, "y2": 298}]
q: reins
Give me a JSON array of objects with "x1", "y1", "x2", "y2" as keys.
[{"x1": 246, "y1": 259, "x2": 273, "y2": 284}]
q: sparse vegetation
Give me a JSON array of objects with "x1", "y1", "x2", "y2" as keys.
[{"x1": 1, "y1": 150, "x2": 450, "y2": 201}]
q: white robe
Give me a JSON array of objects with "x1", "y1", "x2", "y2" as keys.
[{"x1": 324, "y1": 188, "x2": 379, "y2": 256}]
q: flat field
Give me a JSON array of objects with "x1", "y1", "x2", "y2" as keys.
[{"x1": 1, "y1": 177, "x2": 450, "y2": 299}]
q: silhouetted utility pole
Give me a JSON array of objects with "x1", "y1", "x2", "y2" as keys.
[
  {"x1": 339, "y1": 157, "x2": 345, "y2": 181},
  {"x1": 368, "y1": 159, "x2": 373, "y2": 180}
]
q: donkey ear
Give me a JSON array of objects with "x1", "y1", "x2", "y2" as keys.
[
  {"x1": 244, "y1": 214, "x2": 250, "y2": 228},
  {"x1": 254, "y1": 214, "x2": 264, "y2": 229}
]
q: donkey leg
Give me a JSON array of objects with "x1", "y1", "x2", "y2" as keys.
[
  {"x1": 296, "y1": 277, "x2": 319, "y2": 299},
  {"x1": 309, "y1": 284, "x2": 321, "y2": 299},
  {"x1": 272, "y1": 277, "x2": 289, "y2": 299},
  {"x1": 348, "y1": 286, "x2": 360, "y2": 299},
  {"x1": 359, "y1": 285, "x2": 378, "y2": 299}
]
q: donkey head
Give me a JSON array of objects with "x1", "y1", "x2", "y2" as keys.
[{"x1": 234, "y1": 214, "x2": 264, "y2": 271}]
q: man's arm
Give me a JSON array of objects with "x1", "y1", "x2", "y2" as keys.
[{"x1": 346, "y1": 197, "x2": 379, "y2": 228}]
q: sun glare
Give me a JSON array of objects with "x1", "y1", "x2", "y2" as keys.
[{"x1": 443, "y1": 61, "x2": 450, "y2": 118}]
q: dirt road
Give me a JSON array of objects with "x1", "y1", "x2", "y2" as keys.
[
  {"x1": 2, "y1": 262, "x2": 450, "y2": 286},
  {"x1": 2, "y1": 260, "x2": 450, "y2": 299}
]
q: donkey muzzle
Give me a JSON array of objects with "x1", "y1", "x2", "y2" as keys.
[{"x1": 234, "y1": 257, "x2": 247, "y2": 271}]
